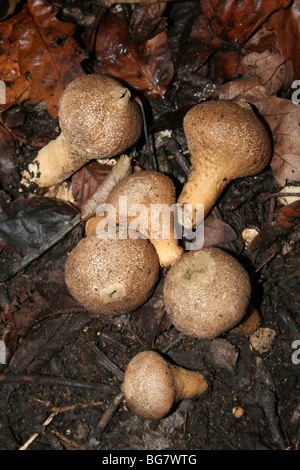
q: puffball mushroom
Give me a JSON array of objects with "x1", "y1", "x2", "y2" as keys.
[
  {"x1": 122, "y1": 350, "x2": 208, "y2": 420},
  {"x1": 178, "y1": 100, "x2": 271, "y2": 228},
  {"x1": 106, "y1": 171, "x2": 184, "y2": 267},
  {"x1": 65, "y1": 231, "x2": 159, "y2": 316},
  {"x1": 21, "y1": 74, "x2": 142, "y2": 188},
  {"x1": 163, "y1": 247, "x2": 251, "y2": 339}
]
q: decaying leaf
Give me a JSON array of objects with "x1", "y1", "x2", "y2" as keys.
[
  {"x1": 264, "y1": 0, "x2": 300, "y2": 79},
  {"x1": 81, "y1": 155, "x2": 133, "y2": 221},
  {"x1": 71, "y1": 161, "x2": 113, "y2": 211},
  {"x1": 95, "y1": 13, "x2": 174, "y2": 98},
  {"x1": 0, "y1": 125, "x2": 19, "y2": 193},
  {"x1": 200, "y1": 0, "x2": 291, "y2": 45},
  {"x1": 0, "y1": 196, "x2": 78, "y2": 255},
  {"x1": 0, "y1": 0, "x2": 84, "y2": 116},
  {"x1": 247, "y1": 200, "x2": 300, "y2": 255}
]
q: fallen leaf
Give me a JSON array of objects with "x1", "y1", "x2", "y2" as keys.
[
  {"x1": 95, "y1": 13, "x2": 174, "y2": 98},
  {"x1": 8, "y1": 312, "x2": 91, "y2": 373},
  {"x1": 200, "y1": 0, "x2": 291, "y2": 45},
  {"x1": 0, "y1": 14, "x2": 32, "y2": 110},
  {"x1": 241, "y1": 49, "x2": 294, "y2": 96},
  {"x1": 0, "y1": 0, "x2": 85, "y2": 116},
  {"x1": 188, "y1": 208, "x2": 237, "y2": 250},
  {"x1": 80, "y1": 155, "x2": 133, "y2": 221},
  {"x1": 0, "y1": 196, "x2": 78, "y2": 255},
  {"x1": 0, "y1": 125, "x2": 19, "y2": 193},
  {"x1": 264, "y1": 0, "x2": 300, "y2": 79},
  {"x1": 247, "y1": 200, "x2": 300, "y2": 255},
  {"x1": 178, "y1": 1, "x2": 290, "y2": 79},
  {"x1": 129, "y1": 2, "x2": 167, "y2": 43},
  {"x1": 71, "y1": 161, "x2": 112, "y2": 211}
]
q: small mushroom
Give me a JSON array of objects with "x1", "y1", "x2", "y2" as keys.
[
  {"x1": 65, "y1": 230, "x2": 159, "y2": 316},
  {"x1": 178, "y1": 100, "x2": 271, "y2": 228},
  {"x1": 163, "y1": 247, "x2": 251, "y2": 339},
  {"x1": 122, "y1": 350, "x2": 208, "y2": 420},
  {"x1": 21, "y1": 74, "x2": 142, "y2": 188},
  {"x1": 106, "y1": 171, "x2": 184, "y2": 267}
]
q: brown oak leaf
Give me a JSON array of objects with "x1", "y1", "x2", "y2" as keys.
[
  {"x1": 0, "y1": 0, "x2": 84, "y2": 117},
  {"x1": 95, "y1": 13, "x2": 174, "y2": 99}
]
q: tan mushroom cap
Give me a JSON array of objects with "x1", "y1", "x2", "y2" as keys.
[
  {"x1": 163, "y1": 247, "x2": 251, "y2": 339},
  {"x1": 183, "y1": 100, "x2": 271, "y2": 178},
  {"x1": 59, "y1": 74, "x2": 142, "y2": 158},
  {"x1": 65, "y1": 232, "x2": 159, "y2": 316},
  {"x1": 122, "y1": 351, "x2": 176, "y2": 420}
]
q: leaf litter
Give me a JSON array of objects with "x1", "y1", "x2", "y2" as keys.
[{"x1": 0, "y1": 0, "x2": 299, "y2": 451}]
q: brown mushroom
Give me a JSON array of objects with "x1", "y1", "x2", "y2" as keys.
[
  {"x1": 163, "y1": 247, "x2": 251, "y2": 339},
  {"x1": 21, "y1": 74, "x2": 142, "y2": 188},
  {"x1": 65, "y1": 230, "x2": 159, "y2": 316},
  {"x1": 105, "y1": 171, "x2": 184, "y2": 267},
  {"x1": 122, "y1": 350, "x2": 208, "y2": 420},
  {"x1": 178, "y1": 100, "x2": 271, "y2": 228}
]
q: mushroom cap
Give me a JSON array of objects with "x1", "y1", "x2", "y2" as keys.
[
  {"x1": 122, "y1": 351, "x2": 176, "y2": 420},
  {"x1": 163, "y1": 247, "x2": 251, "y2": 339},
  {"x1": 183, "y1": 100, "x2": 271, "y2": 178},
  {"x1": 106, "y1": 170, "x2": 177, "y2": 234},
  {"x1": 65, "y1": 232, "x2": 159, "y2": 316},
  {"x1": 58, "y1": 74, "x2": 142, "y2": 158}
]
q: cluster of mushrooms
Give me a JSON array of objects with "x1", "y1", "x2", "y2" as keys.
[{"x1": 22, "y1": 74, "x2": 272, "y2": 421}]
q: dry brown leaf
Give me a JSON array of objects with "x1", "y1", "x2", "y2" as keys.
[
  {"x1": 95, "y1": 13, "x2": 174, "y2": 99},
  {"x1": 264, "y1": 0, "x2": 300, "y2": 79},
  {"x1": 0, "y1": 0, "x2": 84, "y2": 116},
  {"x1": 80, "y1": 155, "x2": 133, "y2": 221}
]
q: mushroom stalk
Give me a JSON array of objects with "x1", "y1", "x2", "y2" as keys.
[
  {"x1": 24, "y1": 134, "x2": 87, "y2": 188},
  {"x1": 122, "y1": 350, "x2": 208, "y2": 420},
  {"x1": 171, "y1": 364, "x2": 208, "y2": 402},
  {"x1": 178, "y1": 166, "x2": 228, "y2": 228}
]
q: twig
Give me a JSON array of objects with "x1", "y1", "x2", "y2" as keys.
[
  {"x1": 97, "y1": 392, "x2": 125, "y2": 433},
  {"x1": 135, "y1": 96, "x2": 157, "y2": 171},
  {"x1": 0, "y1": 373, "x2": 118, "y2": 392},
  {"x1": 259, "y1": 192, "x2": 300, "y2": 203},
  {"x1": 51, "y1": 430, "x2": 87, "y2": 450},
  {"x1": 19, "y1": 412, "x2": 58, "y2": 450},
  {"x1": 0, "y1": 213, "x2": 81, "y2": 283},
  {"x1": 92, "y1": 344, "x2": 124, "y2": 381}
]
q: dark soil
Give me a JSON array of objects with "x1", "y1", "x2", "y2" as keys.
[{"x1": 0, "y1": 0, "x2": 299, "y2": 451}]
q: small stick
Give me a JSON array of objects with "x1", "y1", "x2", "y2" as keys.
[
  {"x1": 19, "y1": 411, "x2": 58, "y2": 450},
  {"x1": 0, "y1": 373, "x2": 118, "y2": 392},
  {"x1": 92, "y1": 344, "x2": 124, "y2": 382},
  {"x1": 97, "y1": 392, "x2": 125, "y2": 433},
  {"x1": 51, "y1": 430, "x2": 87, "y2": 450},
  {"x1": 0, "y1": 213, "x2": 81, "y2": 283}
]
